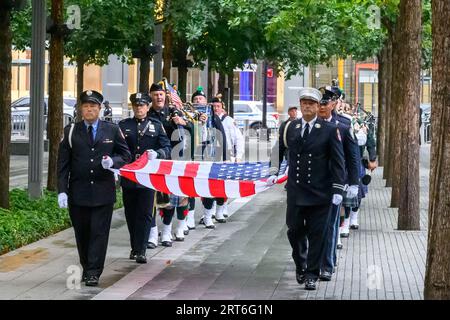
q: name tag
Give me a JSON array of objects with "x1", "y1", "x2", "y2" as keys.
[{"x1": 103, "y1": 139, "x2": 113, "y2": 144}]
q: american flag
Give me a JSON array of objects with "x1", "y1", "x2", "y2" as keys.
[
  {"x1": 118, "y1": 151, "x2": 288, "y2": 198},
  {"x1": 166, "y1": 82, "x2": 183, "y2": 108}
]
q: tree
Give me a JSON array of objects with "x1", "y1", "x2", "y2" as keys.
[
  {"x1": 0, "y1": 4, "x2": 13, "y2": 209},
  {"x1": 391, "y1": 0, "x2": 422, "y2": 229},
  {"x1": 424, "y1": 0, "x2": 450, "y2": 299},
  {"x1": 46, "y1": 0, "x2": 65, "y2": 191}
]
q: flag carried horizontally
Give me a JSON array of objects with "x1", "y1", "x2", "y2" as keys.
[{"x1": 118, "y1": 151, "x2": 288, "y2": 198}]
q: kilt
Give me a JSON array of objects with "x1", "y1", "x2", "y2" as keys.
[{"x1": 342, "y1": 190, "x2": 359, "y2": 208}]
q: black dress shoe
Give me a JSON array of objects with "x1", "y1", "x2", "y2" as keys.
[
  {"x1": 340, "y1": 232, "x2": 349, "y2": 238},
  {"x1": 296, "y1": 270, "x2": 306, "y2": 285},
  {"x1": 183, "y1": 229, "x2": 189, "y2": 235},
  {"x1": 129, "y1": 250, "x2": 137, "y2": 260},
  {"x1": 85, "y1": 275, "x2": 99, "y2": 287},
  {"x1": 161, "y1": 241, "x2": 172, "y2": 247},
  {"x1": 350, "y1": 225, "x2": 359, "y2": 230},
  {"x1": 187, "y1": 226, "x2": 196, "y2": 230},
  {"x1": 205, "y1": 224, "x2": 215, "y2": 229},
  {"x1": 304, "y1": 279, "x2": 317, "y2": 290},
  {"x1": 147, "y1": 242, "x2": 157, "y2": 249},
  {"x1": 320, "y1": 271, "x2": 332, "y2": 281},
  {"x1": 215, "y1": 218, "x2": 226, "y2": 223},
  {"x1": 81, "y1": 272, "x2": 88, "y2": 283},
  {"x1": 337, "y1": 243, "x2": 343, "y2": 250},
  {"x1": 199, "y1": 217, "x2": 205, "y2": 225},
  {"x1": 223, "y1": 214, "x2": 229, "y2": 218},
  {"x1": 135, "y1": 254, "x2": 147, "y2": 264}
]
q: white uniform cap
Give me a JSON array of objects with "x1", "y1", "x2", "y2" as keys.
[{"x1": 298, "y1": 87, "x2": 322, "y2": 103}]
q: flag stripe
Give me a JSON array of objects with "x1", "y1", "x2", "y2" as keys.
[
  {"x1": 178, "y1": 176, "x2": 199, "y2": 197},
  {"x1": 150, "y1": 174, "x2": 170, "y2": 194},
  {"x1": 209, "y1": 179, "x2": 226, "y2": 197},
  {"x1": 239, "y1": 181, "x2": 256, "y2": 197}
]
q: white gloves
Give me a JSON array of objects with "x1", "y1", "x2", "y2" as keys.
[
  {"x1": 148, "y1": 149, "x2": 158, "y2": 160},
  {"x1": 332, "y1": 194, "x2": 343, "y2": 205},
  {"x1": 101, "y1": 156, "x2": 113, "y2": 169},
  {"x1": 346, "y1": 185, "x2": 359, "y2": 199},
  {"x1": 266, "y1": 175, "x2": 278, "y2": 186},
  {"x1": 58, "y1": 192, "x2": 68, "y2": 208}
]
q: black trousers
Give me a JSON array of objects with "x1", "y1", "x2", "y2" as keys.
[
  {"x1": 122, "y1": 188, "x2": 155, "y2": 254},
  {"x1": 201, "y1": 197, "x2": 226, "y2": 209},
  {"x1": 69, "y1": 203, "x2": 114, "y2": 277},
  {"x1": 286, "y1": 203, "x2": 331, "y2": 280}
]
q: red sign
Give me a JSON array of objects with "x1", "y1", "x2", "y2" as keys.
[{"x1": 267, "y1": 68, "x2": 273, "y2": 78}]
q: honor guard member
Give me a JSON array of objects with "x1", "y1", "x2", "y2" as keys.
[
  {"x1": 119, "y1": 92, "x2": 171, "y2": 263},
  {"x1": 57, "y1": 90, "x2": 131, "y2": 286},
  {"x1": 317, "y1": 86, "x2": 360, "y2": 281},
  {"x1": 268, "y1": 87, "x2": 345, "y2": 290},
  {"x1": 190, "y1": 89, "x2": 228, "y2": 229},
  {"x1": 147, "y1": 82, "x2": 194, "y2": 247}
]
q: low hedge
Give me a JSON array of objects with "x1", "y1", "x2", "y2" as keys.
[{"x1": 0, "y1": 188, "x2": 123, "y2": 255}]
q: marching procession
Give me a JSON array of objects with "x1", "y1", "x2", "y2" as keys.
[{"x1": 56, "y1": 80, "x2": 377, "y2": 290}]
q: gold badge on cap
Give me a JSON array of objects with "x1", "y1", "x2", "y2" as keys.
[
  {"x1": 86, "y1": 90, "x2": 92, "y2": 96},
  {"x1": 136, "y1": 93, "x2": 142, "y2": 99}
]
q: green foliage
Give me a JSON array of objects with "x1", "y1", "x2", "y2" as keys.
[
  {"x1": 11, "y1": 1, "x2": 32, "y2": 51},
  {"x1": 0, "y1": 188, "x2": 123, "y2": 255}
]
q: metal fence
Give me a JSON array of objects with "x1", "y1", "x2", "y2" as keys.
[{"x1": 10, "y1": 114, "x2": 124, "y2": 140}]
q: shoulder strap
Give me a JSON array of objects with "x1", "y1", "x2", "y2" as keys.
[
  {"x1": 283, "y1": 120, "x2": 292, "y2": 149},
  {"x1": 68, "y1": 123, "x2": 75, "y2": 149}
]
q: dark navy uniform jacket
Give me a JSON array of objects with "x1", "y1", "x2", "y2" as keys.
[
  {"x1": 57, "y1": 120, "x2": 131, "y2": 207},
  {"x1": 330, "y1": 113, "x2": 360, "y2": 186},
  {"x1": 272, "y1": 117, "x2": 346, "y2": 207},
  {"x1": 118, "y1": 116, "x2": 172, "y2": 189}
]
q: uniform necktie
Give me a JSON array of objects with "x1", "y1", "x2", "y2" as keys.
[
  {"x1": 88, "y1": 125, "x2": 94, "y2": 145},
  {"x1": 303, "y1": 123, "x2": 310, "y2": 140}
]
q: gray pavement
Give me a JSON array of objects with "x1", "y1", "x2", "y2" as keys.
[{"x1": 0, "y1": 145, "x2": 431, "y2": 300}]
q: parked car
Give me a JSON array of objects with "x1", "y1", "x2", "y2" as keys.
[
  {"x1": 232, "y1": 100, "x2": 279, "y2": 135},
  {"x1": 11, "y1": 96, "x2": 76, "y2": 134}
]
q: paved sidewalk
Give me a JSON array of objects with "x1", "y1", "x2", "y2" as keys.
[{"x1": 0, "y1": 146, "x2": 431, "y2": 300}]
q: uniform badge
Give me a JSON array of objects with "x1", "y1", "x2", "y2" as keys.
[
  {"x1": 295, "y1": 124, "x2": 301, "y2": 129},
  {"x1": 314, "y1": 123, "x2": 321, "y2": 129},
  {"x1": 337, "y1": 128, "x2": 342, "y2": 142},
  {"x1": 136, "y1": 93, "x2": 142, "y2": 99},
  {"x1": 86, "y1": 90, "x2": 92, "y2": 96}
]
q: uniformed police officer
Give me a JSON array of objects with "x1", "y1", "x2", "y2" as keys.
[
  {"x1": 268, "y1": 87, "x2": 345, "y2": 290},
  {"x1": 57, "y1": 90, "x2": 131, "y2": 286},
  {"x1": 317, "y1": 86, "x2": 360, "y2": 281},
  {"x1": 119, "y1": 92, "x2": 171, "y2": 263}
]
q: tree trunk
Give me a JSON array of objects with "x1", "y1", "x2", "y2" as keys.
[
  {"x1": 139, "y1": 55, "x2": 150, "y2": 93},
  {"x1": 76, "y1": 56, "x2": 84, "y2": 122},
  {"x1": 207, "y1": 64, "x2": 214, "y2": 99},
  {"x1": 47, "y1": 0, "x2": 64, "y2": 192},
  {"x1": 162, "y1": 25, "x2": 172, "y2": 81},
  {"x1": 424, "y1": 0, "x2": 450, "y2": 299},
  {"x1": 377, "y1": 47, "x2": 387, "y2": 167},
  {"x1": 174, "y1": 38, "x2": 188, "y2": 102},
  {"x1": 383, "y1": 39, "x2": 393, "y2": 181},
  {"x1": 0, "y1": 7, "x2": 12, "y2": 209},
  {"x1": 227, "y1": 71, "x2": 234, "y2": 117},
  {"x1": 396, "y1": 0, "x2": 421, "y2": 230},
  {"x1": 218, "y1": 72, "x2": 226, "y2": 96},
  {"x1": 388, "y1": 32, "x2": 401, "y2": 204}
]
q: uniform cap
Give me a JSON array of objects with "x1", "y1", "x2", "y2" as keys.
[
  {"x1": 80, "y1": 90, "x2": 103, "y2": 105},
  {"x1": 298, "y1": 87, "x2": 322, "y2": 103},
  {"x1": 149, "y1": 83, "x2": 165, "y2": 92},
  {"x1": 130, "y1": 92, "x2": 151, "y2": 105},
  {"x1": 191, "y1": 86, "x2": 206, "y2": 102}
]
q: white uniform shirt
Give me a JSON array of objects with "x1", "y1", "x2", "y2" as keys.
[{"x1": 216, "y1": 112, "x2": 245, "y2": 160}]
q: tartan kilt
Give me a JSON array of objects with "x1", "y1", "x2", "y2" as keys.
[{"x1": 342, "y1": 190, "x2": 359, "y2": 208}]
